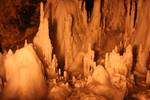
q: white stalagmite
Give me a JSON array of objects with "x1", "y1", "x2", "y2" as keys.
[
  {"x1": 2, "y1": 44, "x2": 47, "y2": 99},
  {"x1": 33, "y1": 2, "x2": 52, "y2": 66}
]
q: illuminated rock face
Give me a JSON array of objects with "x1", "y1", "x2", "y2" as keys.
[
  {"x1": 103, "y1": 45, "x2": 133, "y2": 99},
  {"x1": 87, "y1": 67, "x2": 122, "y2": 100},
  {"x1": 2, "y1": 44, "x2": 47, "y2": 100},
  {"x1": 105, "y1": 45, "x2": 133, "y2": 78},
  {"x1": 45, "y1": 0, "x2": 101, "y2": 71},
  {"x1": 84, "y1": 45, "x2": 133, "y2": 100},
  {"x1": 0, "y1": 0, "x2": 150, "y2": 99},
  {"x1": 33, "y1": 2, "x2": 52, "y2": 66}
]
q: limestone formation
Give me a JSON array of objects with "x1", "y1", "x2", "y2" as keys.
[
  {"x1": 146, "y1": 70, "x2": 150, "y2": 85},
  {"x1": 2, "y1": 44, "x2": 47, "y2": 99},
  {"x1": 0, "y1": 0, "x2": 150, "y2": 99},
  {"x1": 33, "y1": 2, "x2": 53, "y2": 66}
]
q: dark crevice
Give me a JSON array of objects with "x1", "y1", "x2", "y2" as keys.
[
  {"x1": 0, "y1": 44, "x2": 2, "y2": 53},
  {"x1": 131, "y1": 45, "x2": 138, "y2": 72},
  {"x1": 84, "y1": 0, "x2": 94, "y2": 21},
  {"x1": 124, "y1": 0, "x2": 127, "y2": 15},
  {"x1": 49, "y1": 19, "x2": 57, "y2": 56},
  {"x1": 134, "y1": 0, "x2": 138, "y2": 27},
  {"x1": 119, "y1": 47, "x2": 125, "y2": 56},
  {"x1": 146, "y1": 51, "x2": 150, "y2": 70},
  {"x1": 130, "y1": 0, "x2": 132, "y2": 16},
  {"x1": 100, "y1": 0, "x2": 104, "y2": 27},
  {"x1": 17, "y1": 4, "x2": 36, "y2": 32},
  {"x1": 49, "y1": 19, "x2": 65, "y2": 74}
]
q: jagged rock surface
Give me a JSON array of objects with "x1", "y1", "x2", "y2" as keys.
[
  {"x1": 1, "y1": 44, "x2": 47, "y2": 99},
  {"x1": 0, "y1": 0, "x2": 150, "y2": 100}
]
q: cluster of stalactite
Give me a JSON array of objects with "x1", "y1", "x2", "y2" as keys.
[{"x1": 0, "y1": 0, "x2": 150, "y2": 99}]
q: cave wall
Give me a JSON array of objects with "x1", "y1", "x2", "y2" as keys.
[
  {"x1": 0, "y1": 0, "x2": 150, "y2": 99},
  {"x1": 0, "y1": 0, "x2": 150, "y2": 64}
]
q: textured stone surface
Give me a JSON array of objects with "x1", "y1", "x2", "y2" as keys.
[{"x1": 0, "y1": 0, "x2": 150, "y2": 99}]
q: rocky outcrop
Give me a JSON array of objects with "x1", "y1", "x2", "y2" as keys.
[{"x1": 1, "y1": 44, "x2": 47, "y2": 100}]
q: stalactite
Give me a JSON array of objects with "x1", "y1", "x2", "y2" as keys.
[
  {"x1": 88, "y1": 0, "x2": 101, "y2": 45},
  {"x1": 1, "y1": 0, "x2": 150, "y2": 99}
]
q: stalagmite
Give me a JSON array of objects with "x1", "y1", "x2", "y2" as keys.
[
  {"x1": 58, "y1": 68, "x2": 61, "y2": 76},
  {"x1": 146, "y1": 70, "x2": 150, "y2": 85},
  {"x1": 1, "y1": 0, "x2": 150, "y2": 99},
  {"x1": 47, "y1": 54, "x2": 58, "y2": 79},
  {"x1": 105, "y1": 45, "x2": 133, "y2": 95},
  {"x1": 123, "y1": 45, "x2": 133, "y2": 75},
  {"x1": 63, "y1": 71, "x2": 67, "y2": 81},
  {"x1": 83, "y1": 44, "x2": 95, "y2": 77},
  {"x1": 24, "y1": 40, "x2": 28, "y2": 47},
  {"x1": 2, "y1": 44, "x2": 47, "y2": 99},
  {"x1": 33, "y1": 2, "x2": 52, "y2": 66},
  {"x1": 105, "y1": 45, "x2": 133, "y2": 76},
  {"x1": 7, "y1": 49, "x2": 13, "y2": 56}
]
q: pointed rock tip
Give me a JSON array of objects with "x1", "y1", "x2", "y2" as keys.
[
  {"x1": 40, "y1": 2, "x2": 44, "y2": 22},
  {"x1": 8, "y1": 49, "x2": 13, "y2": 55},
  {"x1": 24, "y1": 40, "x2": 28, "y2": 46}
]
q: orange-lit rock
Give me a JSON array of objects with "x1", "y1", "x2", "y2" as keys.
[
  {"x1": 104, "y1": 45, "x2": 133, "y2": 98},
  {"x1": 48, "y1": 83, "x2": 71, "y2": 100},
  {"x1": 2, "y1": 44, "x2": 47, "y2": 99},
  {"x1": 33, "y1": 2, "x2": 52, "y2": 66},
  {"x1": 1, "y1": 0, "x2": 150, "y2": 99}
]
